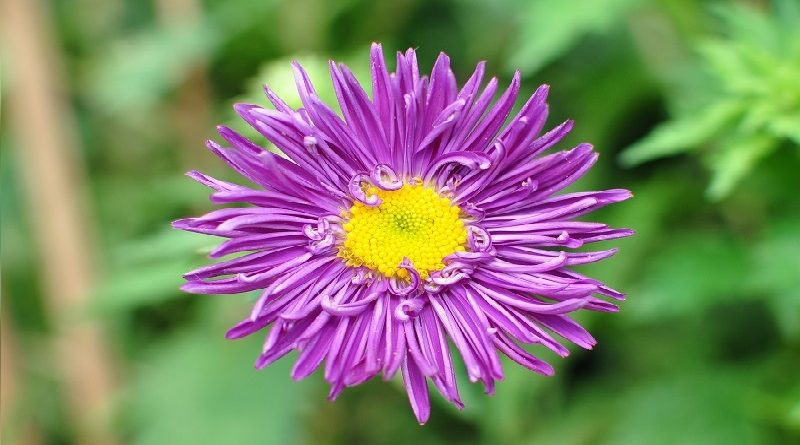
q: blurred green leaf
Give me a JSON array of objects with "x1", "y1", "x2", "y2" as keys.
[
  {"x1": 93, "y1": 229, "x2": 212, "y2": 310},
  {"x1": 85, "y1": 0, "x2": 278, "y2": 114},
  {"x1": 227, "y1": 55, "x2": 337, "y2": 139},
  {"x1": 751, "y1": 218, "x2": 800, "y2": 298},
  {"x1": 86, "y1": 23, "x2": 219, "y2": 114},
  {"x1": 620, "y1": 100, "x2": 742, "y2": 166},
  {"x1": 523, "y1": 384, "x2": 613, "y2": 445},
  {"x1": 477, "y1": 356, "x2": 563, "y2": 444},
  {"x1": 625, "y1": 230, "x2": 751, "y2": 321},
  {"x1": 767, "y1": 111, "x2": 800, "y2": 145},
  {"x1": 508, "y1": 0, "x2": 643, "y2": 73},
  {"x1": 576, "y1": 170, "x2": 702, "y2": 292},
  {"x1": 775, "y1": 0, "x2": 800, "y2": 28},
  {"x1": 788, "y1": 398, "x2": 800, "y2": 434},
  {"x1": 526, "y1": 367, "x2": 768, "y2": 445},
  {"x1": 603, "y1": 370, "x2": 766, "y2": 445},
  {"x1": 706, "y1": 133, "x2": 776, "y2": 200},
  {"x1": 129, "y1": 305, "x2": 312, "y2": 445},
  {"x1": 753, "y1": 216, "x2": 800, "y2": 341}
]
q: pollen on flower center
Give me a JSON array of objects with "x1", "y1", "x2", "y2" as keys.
[{"x1": 339, "y1": 183, "x2": 468, "y2": 279}]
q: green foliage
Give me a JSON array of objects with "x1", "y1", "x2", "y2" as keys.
[
  {"x1": 605, "y1": 370, "x2": 766, "y2": 445},
  {"x1": 93, "y1": 229, "x2": 212, "y2": 311},
  {"x1": 753, "y1": 216, "x2": 800, "y2": 341},
  {"x1": 508, "y1": 0, "x2": 644, "y2": 74},
  {"x1": 525, "y1": 368, "x2": 768, "y2": 445},
  {"x1": 85, "y1": 0, "x2": 278, "y2": 115},
  {"x1": 626, "y1": 230, "x2": 751, "y2": 321},
  {"x1": 86, "y1": 21, "x2": 219, "y2": 114},
  {"x1": 127, "y1": 303, "x2": 312, "y2": 445},
  {"x1": 621, "y1": 1, "x2": 800, "y2": 199},
  {"x1": 619, "y1": 99, "x2": 743, "y2": 166}
]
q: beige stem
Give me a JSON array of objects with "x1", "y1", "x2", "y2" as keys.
[{"x1": 1, "y1": 0, "x2": 117, "y2": 443}]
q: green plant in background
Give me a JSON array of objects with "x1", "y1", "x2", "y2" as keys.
[
  {"x1": 508, "y1": 0, "x2": 645, "y2": 74},
  {"x1": 621, "y1": 0, "x2": 800, "y2": 199}
]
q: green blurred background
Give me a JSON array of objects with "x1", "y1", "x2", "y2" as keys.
[{"x1": 2, "y1": 0, "x2": 799, "y2": 444}]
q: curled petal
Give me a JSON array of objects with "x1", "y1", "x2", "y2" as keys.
[
  {"x1": 450, "y1": 249, "x2": 495, "y2": 264},
  {"x1": 423, "y1": 151, "x2": 491, "y2": 182},
  {"x1": 303, "y1": 216, "x2": 337, "y2": 254},
  {"x1": 429, "y1": 262, "x2": 474, "y2": 286},
  {"x1": 351, "y1": 269, "x2": 376, "y2": 285},
  {"x1": 321, "y1": 288, "x2": 383, "y2": 316},
  {"x1": 439, "y1": 175, "x2": 461, "y2": 196},
  {"x1": 388, "y1": 258, "x2": 421, "y2": 296},
  {"x1": 463, "y1": 202, "x2": 485, "y2": 220},
  {"x1": 467, "y1": 225, "x2": 493, "y2": 252},
  {"x1": 423, "y1": 282, "x2": 443, "y2": 293},
  {"x1": 303, "y1": 217, "x2": 331, "y2": 240},
  {"x1": 431, "y1": 272, "x2": 470, "y2": 286},
  {"x1": 394, "y1": 297, "x2": 426, "y2": 322},
  {"x1": 308, "y1": 232, "x2": 335, "y2": 254},
  {"x1": 303, "y1": 135, "x2": 318, "y2": 154},
  {"x1": 371, "y1": 164, "x2": 403, "y2": 191},
  {"x1": 349, "y1": 174, "x2": 381, "y2": 206}
]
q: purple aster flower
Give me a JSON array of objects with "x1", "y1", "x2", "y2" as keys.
[{"x1": 174, "y1": 44, "x2": 633, "y2": 424}]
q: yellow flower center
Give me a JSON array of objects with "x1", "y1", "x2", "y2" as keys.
[{"x1": 339, "y1": 183, "x2": 468, "y2": 279}]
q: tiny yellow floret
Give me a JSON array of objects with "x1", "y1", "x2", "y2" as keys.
[{"x1": 338, "y1": 183, "x2": 468, "y2": 279}]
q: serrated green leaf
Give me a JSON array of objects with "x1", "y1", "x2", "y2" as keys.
[
  {"x1": 619, "y1": 100, "x2": 742, "y2": 166},
  {"x1": 706, "y1": 133, "x2": 777, "y2": 200}
]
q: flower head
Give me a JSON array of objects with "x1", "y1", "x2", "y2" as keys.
[{"x1": 174, "y1": 44, "x2": 633, "y2": 423}]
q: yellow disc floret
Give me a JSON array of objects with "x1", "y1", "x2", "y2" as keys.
[{"x1": 339, "y1": 183, "x2": 468, "y2": 279}]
